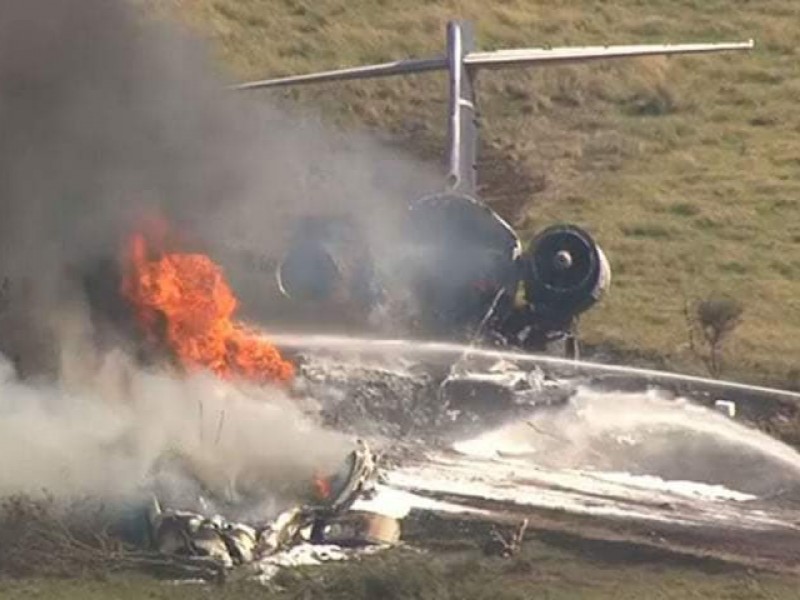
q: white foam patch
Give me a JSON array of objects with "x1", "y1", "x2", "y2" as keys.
[
  {"x1": 256, "y1": 543, "x2": 383, "y2": 583},
  {"x1": 351, "y1": 484, "x2": 488, "y2": 518},
  {"x1": 451, "y1": 424, "x2": 756, "y2": 503},
  {"x1": 453, "y1": 431, "x2": 537, "y2": 459},
  {"x1": 589, "y1": 472, "x2": 756, "y2": 502},
  {"x1": 385, "y1": 462, "x2": 681, "y2": 525},
  {"x1": 383, "y1": 452, "x2": 797, "y2": 531}
]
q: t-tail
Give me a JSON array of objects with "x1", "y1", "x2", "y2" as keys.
[
  {"x1": 234, "y1": 21, "x2": 753, "y2": 196},
  {"x1": 235, "y1": 21, "x2": 753, "y2": 352}
]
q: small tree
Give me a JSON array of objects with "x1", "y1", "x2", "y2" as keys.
[{"x1": 688, "y1": 294, "x2": 744, "y2": 377}]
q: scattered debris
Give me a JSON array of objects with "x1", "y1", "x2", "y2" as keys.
[
  {"x1": 139, "y1": 440, "x2": 395, "y2": 581},
  {"x1": 483, "y1": 519, "x2": 529, "y2": 557},
  {"x1": 714, "y1": 399, "x2": 737, "y2": 418},
  {"x1": 301, "y1": 354, "x2": 575, "y2": 442},
  {"x1": 148, "y1": 501, "x2": 258, "y2": 569},
  {"x1": 313, "y1": 511, "x2": 401, "y2": 546}
]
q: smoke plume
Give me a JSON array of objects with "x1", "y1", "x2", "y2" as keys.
[
  {"x1": 0, "y1": 0, "x2": 439, "y2": 374},
  {"x1": 0, "y1": 347, "x2": 352, "y2": 513},
  {"x1": 0, "y1": 0, "x2": 437, "y2": 504}
]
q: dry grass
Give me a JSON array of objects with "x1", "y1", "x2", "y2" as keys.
[
  {"x1": 0, "y1": 496, "x2": 129, "y2": 578},
  {"x1": 151, "y1": 0, "x2": 800, "y2": 386},
  {"x1": 2, "y1": 535, "x2": 799, "y2": 600},
  {"x1": 0, "y1": 496, "x2": 223, "y2": 582}
]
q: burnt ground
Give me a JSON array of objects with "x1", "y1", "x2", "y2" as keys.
[
  {"x1": 403, "y1": 497, "x2": 800, "y2": 575},
  {"x1": 0, "y1": 351, "x2": 798, "y2": 597},
  {"x1": 297, "y1": 352, "x2": 800, "y2": 575}
]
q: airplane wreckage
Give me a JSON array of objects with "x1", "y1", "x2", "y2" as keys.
[
  {"x1": 112, "y1": 22, "x2": 758, "y2": 579},
  {"x1": 237, "y1": 20, "x2": 753, "y2": 359}
]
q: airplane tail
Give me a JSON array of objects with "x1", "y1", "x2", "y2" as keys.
[{"x1": 233, "y1": 40, "x2": 753, "y2": 91}]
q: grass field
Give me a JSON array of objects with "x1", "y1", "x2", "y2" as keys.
[
  {"x1": 1, "y1": 538, "x2": 798, "y2": 600},
  {"x1": 154, "y1": 0, "x2": 800, "y2": 387}
]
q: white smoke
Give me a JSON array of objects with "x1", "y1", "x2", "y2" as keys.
[
  {"x1": 0, "y1": 0, "x2": 441, "y2": 511},
  {"x1": 0, "y1": 0, "x2": 440, "y2": 375},
  {"x1": 0, "y1": 338, "x2": 352, "y2": 516}
]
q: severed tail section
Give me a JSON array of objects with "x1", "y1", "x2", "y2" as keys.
[
  {"x1": 233, "y1": 41, "x2": 754, "y2": 90},
  {"x1": 239, "y1": 22, "x2": 753, "y2": 353},
  {"x1": 235, "y1": 23, "x2": 752, "y2": 195}
]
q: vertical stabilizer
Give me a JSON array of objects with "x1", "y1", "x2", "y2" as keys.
[{"x1": 445, "y1": 21, "x2": 478, "y2": 195}]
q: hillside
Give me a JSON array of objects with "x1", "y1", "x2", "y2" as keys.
[{"x1": 159, "y1": 0, "x2": 799, "y2": 386}]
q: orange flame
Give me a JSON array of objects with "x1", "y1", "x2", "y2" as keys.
[
  {"x1": 313, "y1": 473, "x2": 332, "y2": 500},
  {"x1": 121, "y1": 226, "x2": 294, "y2": 385}
]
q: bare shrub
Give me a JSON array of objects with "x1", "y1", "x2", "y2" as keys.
[
  {"x1": 0, "y1": 495, "x2": 123, "y2": 578},
  {"x1": 685, "y1": 294, "x2": 744, "y2": 377},
  {"x1": 0, "y1": 495, "x2": 222, "y2": 581}
]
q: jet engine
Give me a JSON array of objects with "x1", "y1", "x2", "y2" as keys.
[
  {"x1": 519, "y1": 224, "x2": 610, "y2": 319},
  {"x1": 405, "y1": 193, "x2": 521, "y2": 336},
  {"x1": 276, "y1": 235, "x2": 341, "y2": 303},
  {"x1": 275, "y1": 215, "x2": 381, "y2": 308}
]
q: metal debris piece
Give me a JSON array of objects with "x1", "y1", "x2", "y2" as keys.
[
  {"x1": 227, "y1": 523, "x2": 258, "y2": 564},
  {"x1": 714, "y1": 399, "x2": 737, "y2": 418},
  {"x1": 316, "y1": 439, "x2": 379, "y2": 513},
  {"x1": 260, "y1": 506, "x2": 311, "y2": 556},
  {"x1": 483, "y1": 518, "x2": 529, "y2": 557},
  {"x1": 148, "y1": 499, "x2": 260, "y2": 569},
  {"x1": 143, "y1": 439, "x2": 391, "y2": 573},
  {"x1": 312, "y1": 511, "x2": 401, "y2": 546}
]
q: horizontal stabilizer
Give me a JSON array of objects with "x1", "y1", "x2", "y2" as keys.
[
  {"x1": 233, "y1": 57, "x2": 446, "y2": 90},
  {"x1": 464, "y1": 41, "x2": 755, "y2": 69},
  {"x1": 235, "y1": 41, "x2": 753, "y2": 90}
]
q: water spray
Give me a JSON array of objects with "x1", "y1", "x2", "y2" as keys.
[{"x1": 269, "y1": 333, "x2": 800, "y2": 402}]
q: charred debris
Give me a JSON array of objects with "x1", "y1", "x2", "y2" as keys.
[{"x1": 139, "y1": 440, "x2": 395, "y2": 581}]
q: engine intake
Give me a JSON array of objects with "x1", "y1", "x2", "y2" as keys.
[
  {"x1": 275, "y1": 216, "x2": 379, "y2": 308},
  {"x1": 520, "y1": 224, "x2": 610, "y2": 318},
  {"x1": 276, "y1": 240, "x2": 341, "y2": 302}
]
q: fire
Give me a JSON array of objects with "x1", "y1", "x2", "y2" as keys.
[
  {"x1": 313, "y1": 473, "x2": 332, "y2": 500},
  {"x1": 121, "y1": 226, "x2": 294, "y2": 385}
]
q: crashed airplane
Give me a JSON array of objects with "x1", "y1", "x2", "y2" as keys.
[
  {"x1": 112, "y1": 22, "x2": 756, "y2": 578},
  {"x1": 236, "y1": 21, "x2": 752, "y2": 358}
]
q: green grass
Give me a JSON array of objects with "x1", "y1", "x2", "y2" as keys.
[
  {"x1": 154, "y1": 0, "x2": 800, "y2": 386},
  {"x1": 0, "y1": 539, "x2": 797, "y2": 600}
]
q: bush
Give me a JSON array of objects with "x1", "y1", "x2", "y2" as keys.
[
  {"x1": 687, "y1": 295, "x2": 744, "y2": 377},
  {"x1": 0, "y1": 495, "x2": 124, "y2": 578}
]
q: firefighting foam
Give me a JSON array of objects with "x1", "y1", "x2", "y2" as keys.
[{"x1": 122, "y1": 226, "x2": 294, "y2": 385}]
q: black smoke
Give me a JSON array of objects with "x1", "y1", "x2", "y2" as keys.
[{"x1": 0, "y1": 0, "x2": 439, "y2": 375}]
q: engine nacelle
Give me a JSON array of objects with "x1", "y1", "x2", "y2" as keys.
[
  {"x1": 520, "y1": 224, "x2": 610, "y2": 318},
  {"x1": 275, "y1": 215, "x2": 382, "y2": 314},
  {"x1": 277, "y1": 242, "x2": 340, "y2": 302},
  {"x1": 405, "y1": 193, "x2": 522, "y2": 335}
]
